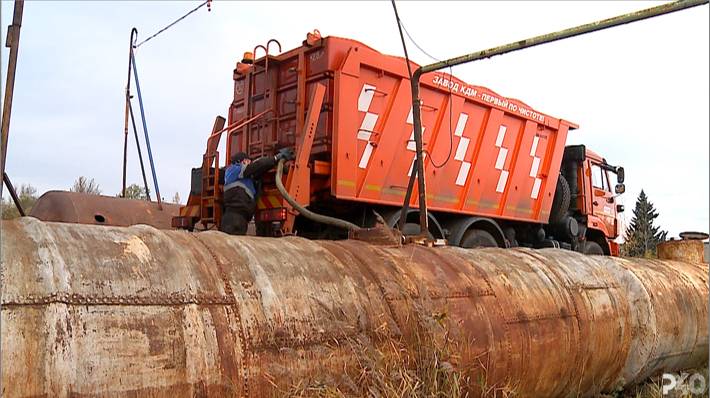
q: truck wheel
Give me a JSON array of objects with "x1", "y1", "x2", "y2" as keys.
[
  {"x1": 550, "y1": 174, "x2": 571, "y2": 223},
  {"x1": 583, "y1": 241, "x2": 604, "y2": 255},
  {"x1": 461, "y1": 229, "x2": 498, "y2": 248},
  {"x1": 400, "y1": 222, "x2": 426, "y2": 237}
]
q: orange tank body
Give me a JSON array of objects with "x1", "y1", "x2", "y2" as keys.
[{"x1": 229, "y1": 36, "x2": 576, "y2": 224}]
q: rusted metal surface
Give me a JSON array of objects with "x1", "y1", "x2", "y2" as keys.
[
  {"x1": 28, "y1": 190, "x2": 179, "y2": 229},
  {"x1": 658, "y1": 238, "x2": 707, "y2": 263},
  {"x1": 1, "y1": 218, "x2": 707, "y2": 397}
]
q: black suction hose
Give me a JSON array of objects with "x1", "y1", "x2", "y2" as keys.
[{"x1": 274, "y1": 159, "x2": 362, "y2": 232}]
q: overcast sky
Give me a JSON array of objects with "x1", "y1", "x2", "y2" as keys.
[{"x1": 1, "y1": 1, "x2": 708, "y2": 238}]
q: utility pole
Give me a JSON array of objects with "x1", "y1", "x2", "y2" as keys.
[
  {"x1": 1, "y1": 0, "x2": 24, "y2": 196},
  {"x1": 1, "y1": 3, "x2": 25, "y2": 394}
]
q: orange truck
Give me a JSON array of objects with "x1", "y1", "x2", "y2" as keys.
[{"x1": 174, "y1": 31, "x2": 626, "y2": 255}]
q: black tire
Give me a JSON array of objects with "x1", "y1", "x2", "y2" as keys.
[
  {"x1": 461, "y1": 229, "x2": 499, "y2": 248},
  {"x1": 550, "y1": 174, "x2": 571, "y2": 223},
  {"x1": 400, "y1": 222, "x2": 423, "y2": 236},
  {"x1": 583, "y1": 241, "x2": 604, "y2": 255}
]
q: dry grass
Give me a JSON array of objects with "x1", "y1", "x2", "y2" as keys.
[
  {"x1": 264, "y1": 300, "x2": 706, "y2": 398},
  {"x1": 280, "y1": 328, "x2": 468, "y2": 397},
  {"x1": 268, "y1": 303, "x2": 705, "y2": 397},
  {"x1": 271, "y1": 303, "x2": 519, "y2": 398}
]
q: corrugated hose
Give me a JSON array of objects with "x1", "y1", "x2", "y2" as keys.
[{"x1": 274, "y1": 158, "x2": 362, "y2": 232}]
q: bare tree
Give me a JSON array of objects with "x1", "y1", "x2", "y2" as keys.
[
  {"x1": 172, "y1": 192, "x2": 181, "y2": 204},
  {"x1": 70, "y1": 176, "x2": 101, "y2": 195}
]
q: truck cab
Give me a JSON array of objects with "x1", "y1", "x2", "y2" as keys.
[{"x1": 560, "y1": 145, "x2": 625, "y2": 255}]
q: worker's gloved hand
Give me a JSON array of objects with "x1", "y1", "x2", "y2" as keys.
[{"x1": 275, "y1": 147, "x2": 296, "y2": 162}]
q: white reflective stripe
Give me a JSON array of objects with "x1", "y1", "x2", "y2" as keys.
[
  {"x1": 496, "y1": 170, "x2": 509, "y2": 193},
  {"x1": 358, "y1": 143, "x2": 374, "y2": 169},
  {"x1": 531, "y1": 178, "x2": 542, "y2": 199},
  {"x1": 406, "y1": 127, "x2": 425, "y2": 151},
  {"x1": 404, "y1": 105, "x2": 428, "y2": 175},
  {"x1": 356, "y1": 84, "x2": 379, "y2": 169},
  {"x1": 358, "y1": 84, "x2": 376, "y2": 112},
  {"x1": 495, "y1": 147, "x2": 508, "y2": 170},
  {"x1": 224, "y1": 181, "x2": 254, "y2": 199},
  {"x1": 529, "y1": 156, "x2": 540, "y2": 178},
  {"x1": 454, "y1": 137, "x2": 469, "y2": 161},
  {"x1": 530, "y1": 136, "x2": 539, "y2": 157},
  {"x1": 450, "y1": 112, "x2": 473, "y2": 188},
  {"x1": 455, "y1": 162, "x2": 470, "y2": 186},
  {"x1": 529, "y1": 135, "x2": 544, "y2": 198},
  {"x1": 360, "y1": 112, "x2": 378, "y2": 133},
  {"x1": 495, "y1": 125, "x2": 507, "y2": 147},
  {"x1": 454, "y1": 113, "x2": 468, "y2": 137},
  {"x1": 224, "y1": 181, "x2": 240, "y2": 191},
  {"x1": 357, "y1": 130, "x2": 371, "y2": 140},
  {"x1": 407, "y1": 130, "x2": 416, "y2": 151},
  {"x1": 492, "y1": 124, "x2": 510, "y2": 194}
]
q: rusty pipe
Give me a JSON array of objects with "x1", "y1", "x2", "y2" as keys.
[
  {"x1": 27, "y1": 190, "x2": 179, "y2": 229},
  {"x1": 121, "y1": 29, "x2": 135, "y2": 198},
  {"x1": 1, "y1": 218, "x2": 707, "y2": 397},
  {"x1": 417, "y1": 0, "x2": 708, "y2": 76}
]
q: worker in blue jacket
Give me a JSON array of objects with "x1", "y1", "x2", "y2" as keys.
[{"x1": 220, "y1": 148, "x2": 295, "y2": 235}]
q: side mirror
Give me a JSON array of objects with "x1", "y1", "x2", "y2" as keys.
[
  {"x1": 616, "y1": 166, "x2": 625, "y2": 183},
  {"x1": 615, "y1": 183, "x2": 625, "y2": 194}
]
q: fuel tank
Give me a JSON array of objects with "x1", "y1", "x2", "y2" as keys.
[{"x1": 1, "y1": 217, "x2": 707, "y2": 397}]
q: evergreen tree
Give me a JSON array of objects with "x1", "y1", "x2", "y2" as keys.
[{"x1": 621, "y1": 190, "x2": 667, "y2": 257}]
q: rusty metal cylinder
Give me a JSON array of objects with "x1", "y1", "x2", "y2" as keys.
[
  {"x1": 1, "y1": 218, "x2": 707, "y2": 397},
  {"x1": 29, "y1": 190, "x2": 180, "y2": 229},
  {"x1": 658, "y1": 237, "x2": 706, "y2": 263}
]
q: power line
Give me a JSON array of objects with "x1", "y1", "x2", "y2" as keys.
[
  {"x1": 400, "y1": 23, "x2": 441, "y2": 63},
  {"x1": 396, "y1": 17, "x2": 455, "y2": 169},
  {"x1": 134, "y1": 0, "x2": 210, "y2": 49}
]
